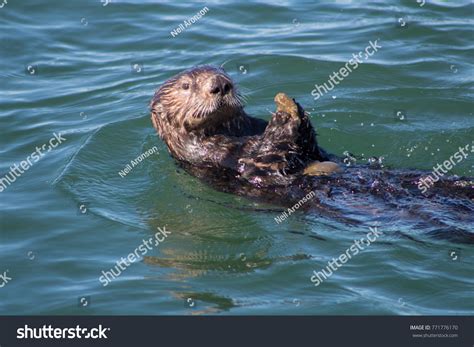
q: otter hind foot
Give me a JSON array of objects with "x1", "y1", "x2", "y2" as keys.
[{"x1": 303, "y1": 161, "x2": 343, "y2": 176}]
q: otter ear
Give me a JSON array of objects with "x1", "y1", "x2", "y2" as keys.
[
  {"x1": 150, "y1": 102, "x2": 167, "y2": 132},
  {"x1": 151, "y1": 101, "x2": 164, "y2": 117}
]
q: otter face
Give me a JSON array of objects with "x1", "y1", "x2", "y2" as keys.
[{"x1": 151, "y1": 65, "x2": 242, "y2": 133}]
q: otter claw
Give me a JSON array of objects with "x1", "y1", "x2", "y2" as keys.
[{"x1": 274, "y1": 93, "x2": 299, "y2": 120}]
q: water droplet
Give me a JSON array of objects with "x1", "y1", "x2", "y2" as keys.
[{"x1": 368, "y1": 157, "x2": 377, "y2": 164}]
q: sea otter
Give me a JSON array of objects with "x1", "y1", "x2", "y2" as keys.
[{"x1": 151, "y1": 65, "x2": 473, "y2": 243}]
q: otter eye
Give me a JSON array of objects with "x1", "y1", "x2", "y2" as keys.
[{"x1": 182, "y1": 83, "x2": 190, "y2": 90}]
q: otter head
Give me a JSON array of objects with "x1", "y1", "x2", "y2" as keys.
[{"x1": 151, "y1": 65, "x2": 243, "y2": 135}]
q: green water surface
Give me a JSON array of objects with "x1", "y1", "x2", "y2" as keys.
[{"x1": 0, "y1": 0, "x2": 473, "y2": 315}]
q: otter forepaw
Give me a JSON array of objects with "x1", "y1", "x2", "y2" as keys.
[{"x1": 274, "y1": 93, "x2": 300, "y2": 121}]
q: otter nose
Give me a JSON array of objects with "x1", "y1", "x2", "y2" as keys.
[{"x1": 210, "y1": 76, "x2": 232, "y2": 96}]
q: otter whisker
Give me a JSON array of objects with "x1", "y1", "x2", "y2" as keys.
[{"x1": 237, "y1": 92, "x2": 250, "y2": 106}]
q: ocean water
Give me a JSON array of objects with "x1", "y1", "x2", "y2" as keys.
[{"x1": 0, "y1": 0, "x2": 473, "y2": 315}]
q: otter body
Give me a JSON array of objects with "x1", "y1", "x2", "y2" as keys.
[{"x1": 151, "y1": 66, "x2": 473, "y2": 243}]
